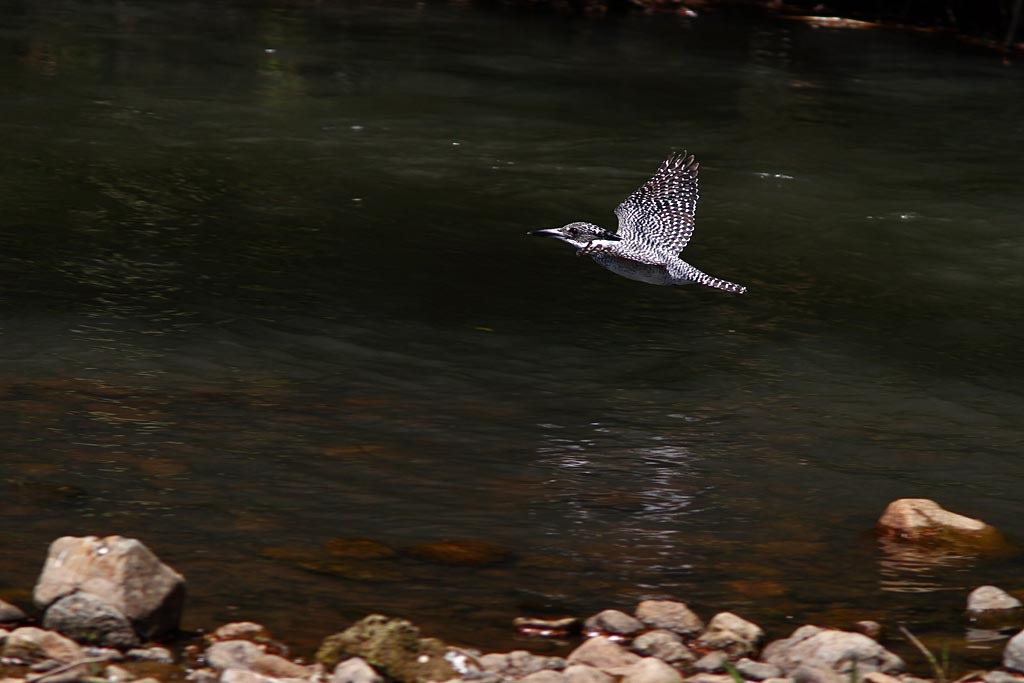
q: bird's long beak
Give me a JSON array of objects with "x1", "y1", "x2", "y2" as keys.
[{"x1": 529, "y1": 228, "x2": 561, "y2": 238}]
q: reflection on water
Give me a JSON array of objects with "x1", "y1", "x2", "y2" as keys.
[{"x1": 2, "y1": 0, "x2": 1024, "y2": 667}]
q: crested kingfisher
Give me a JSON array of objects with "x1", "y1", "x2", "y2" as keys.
[{"x1": 530, "y1": 152, "x2": 746, "y2": 294}]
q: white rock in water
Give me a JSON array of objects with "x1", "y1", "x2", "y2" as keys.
[
  {"x1": 969, "y1": 586, "x2": 1023, "y2": 612},
  {"x1": 1003, "y1": 629, "x2": 1024, "y2": 672},
  {"x1": 877, "y1": 499, "x2": 992, "y2": 537}
]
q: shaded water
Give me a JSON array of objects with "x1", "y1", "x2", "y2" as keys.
[{"x1": 3, "y1": 0, "x2": 1024, "y2": 672}]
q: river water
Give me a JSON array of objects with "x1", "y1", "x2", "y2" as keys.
[{"x1": 2, "y1": 0, "x2": 1024, "y2": 671}]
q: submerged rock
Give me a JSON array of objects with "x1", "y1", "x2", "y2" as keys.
[
  {"x1": 877, "y1": 499, "x2": 1005, "y2": 546},
  {"x1": 969, "y1": 586, "x2": 1023, "y2": 611},
  {"x1": 968, "y1": 586, "x2": 1024, "y2": 631},
  {"x1": 316, "y1": 615, "x2": 457, "y2": 683},
  {"x1": 43, "y1": 592, "x2": 139, "y2": 648},
  {"x1": 324, "y1": 538, "x2": 398, "y2": 560},
  {"x1": 406, "y1": 540, "x2": 512, "y2": 567},
  {"x1": 33, "y1": 535, "x2": 185, "y2": 640},
  {"x1": 634, "y1": 601, "x2": 703, "y2": 636},
  {"x1": 762, "y1": 625, "x2": 903, "y2": 676}
]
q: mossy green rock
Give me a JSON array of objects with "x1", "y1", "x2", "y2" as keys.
[{"x1": 316, "y1": 615, "x2": 457, "y2": 683}]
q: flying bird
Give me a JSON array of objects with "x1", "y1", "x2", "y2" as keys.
[{"x1": 530, "y1": 152, "x2": 746, "y2": 293}]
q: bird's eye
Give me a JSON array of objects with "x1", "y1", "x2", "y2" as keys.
[{"x1": 568, "y1": 228, "x2": 579, "y2": 236}]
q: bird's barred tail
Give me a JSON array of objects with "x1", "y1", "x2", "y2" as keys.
[{"x1": 685, "y1": 266, "x2": 747, "y2": 294}]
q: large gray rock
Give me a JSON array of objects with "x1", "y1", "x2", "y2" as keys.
[
  {"x1": 635, "y1": 601, "x2": 703, "y2": 636},
  {"x1": 969, "y1": 586, "x2": 1023, "y2": 612},
  {"x1": 584, "y1": 610, "x2": 645, "y2": 637},
  {"x1": 2, "y1": 626, "x2": 85, "y2": 663},
  {"x1": 43, "y1": 592, "x2": 140, "y2": 648},
  {"x1": 697, "y1": 612, "x2": 764, "y2": 657},
  {"x1": 568, "y1": 637, "x2": 642, "y2": 669},
  {"x1": 1003, "y1": 628, "x2": 1024, "y2": 672},
  {"x1": 630, "y1": 630, "x2": 694, "y2": 664},
  {"x1": 33, "y1": 536, "x2": 186, "y2": 640},
  {"x1": 763, "y1": 625, "x2": 903, "y2": 676}
]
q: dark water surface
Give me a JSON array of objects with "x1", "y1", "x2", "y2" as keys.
[{"x1": 3, "y1": 0, "x2": 1024, "y2": 671}]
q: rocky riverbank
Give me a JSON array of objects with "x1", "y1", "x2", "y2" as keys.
[{"x1": 2, "y1": 499, "x2": 1023, "y2": 683}]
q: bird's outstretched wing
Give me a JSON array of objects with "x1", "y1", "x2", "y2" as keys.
[{"x1": 614, "y1": 152, "x2": 699, "y2": 255}]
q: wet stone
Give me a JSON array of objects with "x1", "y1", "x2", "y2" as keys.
[
  {"x1": 43, "y1": 592, "x2": 140, "y2": 648},
  {"x1": 2, "y1": 626, "x2": 84, "y2": 664},
  {"x1": 0, "y1": 600, "x2": 26, "y2": 623},
  {"x1": 105, "y1": 664, "x2": 134, "y2": 682},
  {"x1": 521, "y1": 671, "x2": 567, "y2": 683},
  {"x1": 617, "y1": 657, "x2": 683, "y2": 683},
  {"x1": 332, "y1": 657, "x2": 384, "y2": 683},
  {"x1": 481, "y1": 650, "x2": 567, "y2": 677},
  {"x1": 584, "y1": 610, "x2": 644, "y2": 637},
  {"x1": 853, "y1": 621, "x2": 882, "y2": 640},
  {"x1": 762, "y1": 625, "x2": 903, "y2": 676},
  {"x1": 563, "y1": 664, "x2": 615, "y2": 683},
  {"x1": 567, "y1": 637, "x2": 641, "y2": 669},
  {"x1": 207, "y1": 640, "x2": 265, "y2": 671},
  {"x1": 635, "y1": 601, "x2": 703, "y2": 636},
  {"x1": 630, "y1": 630, "x2": 694, "y2": 664},
  {"x1": 734, "y1": 659, "x2": 783, "y2": 681},
  {"x1": 212, "y1": 623, "x2": 270, "y2": 643},
  {"x1": 693, "y1": 651, "x2": 729, "y2": 673},
  {"x1": 127, "y1": 647, "x2": 174, "y2": 663},
  {"x1": 970, "y1": 586, "x2": 1023, "y2": 611},
  {"x1": 1003, "y1": 629, "x2": 1024, "y2": 672},
  {"x1": 696, "y1": 612, "x2": 763, "y2": 657}
]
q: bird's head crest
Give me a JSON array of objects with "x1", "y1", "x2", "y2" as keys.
[{"x1": 529, "y1": 222, "x2": 620, "y2": 249}]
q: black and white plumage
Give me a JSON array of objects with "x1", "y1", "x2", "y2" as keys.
[{"x1": 530, "y1": 152, "x2": 746, "y2": 294}]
